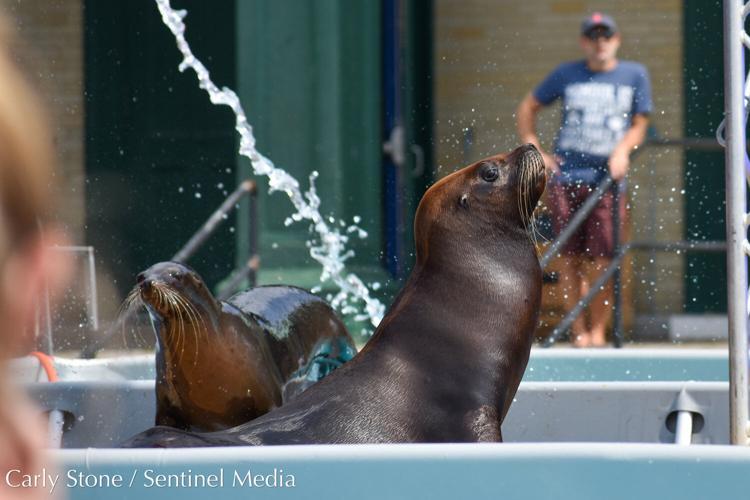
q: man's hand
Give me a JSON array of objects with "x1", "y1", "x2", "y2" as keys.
[
  {"x1": 608, "y1": 148, "x2": 630, "y2": 180},
  {"x1": 541, "y1": 151, "x2": 560, "y2": 176},
  {"x1": 608, "y1": 114, "x2": 648, "y2": 180}
]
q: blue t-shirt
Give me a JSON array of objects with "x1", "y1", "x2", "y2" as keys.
[{"x1": 533, "y1": 60, "x2": 652, "y2": 184}]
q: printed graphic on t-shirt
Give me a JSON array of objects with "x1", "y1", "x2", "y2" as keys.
[{"x1": 558, "y1": 82, "x2": 634, "y2": 157}]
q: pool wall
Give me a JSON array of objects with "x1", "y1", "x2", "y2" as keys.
[{"x1": 51, "y1": 443, "x2": 750, "y2": 500}]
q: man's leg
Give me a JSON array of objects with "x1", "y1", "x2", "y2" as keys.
[
  {"x1": 588, "y1": 257, "x2": 612, "y2": 347},
  {"x1": 585, "y1": 186, "x2": 626, "y2": 347},
  {"x1": 558, "y1": 255, "x2": 590, "y2": 346}
]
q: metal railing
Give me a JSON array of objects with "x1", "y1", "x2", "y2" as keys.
[
  {"x1": 721, "y1": 0, "x2": 749, "y2": 446},
  {"x1": 80, "y1": 179, "x2": 259, "y2": 358},
  {"x1": 540, "y1": 137, "x2": 727, "y2": 348}
]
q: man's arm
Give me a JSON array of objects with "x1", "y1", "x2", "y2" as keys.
[
  {"x1": 516, "y1": 93, "x2": 558, "y2": 172},
  {"x1": 608, "y1": 113, "x2": 649, "y2": 180}
]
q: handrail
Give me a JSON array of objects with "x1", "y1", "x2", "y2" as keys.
[
  {"x1": 171, "y1": 180, "x2": 257, "y2": 263},
  {"x1": 542, "y1": 240, "x2": 726, "y2": 347},
  {"x1": 540, "y1": 136, "x2": 731, "y2": 349},
  {"x1": 544, "y1": 244, "x2": 629, "y2": 346},
  {"x1": 612, "y1": 183, "x2": 623, "y2": 346},
  {"x1": 539, "y1": 175, "x2": 614, "y2": 268},
  {"x1": 80, "y1": 180, "x2": 258, "y2": 359}
]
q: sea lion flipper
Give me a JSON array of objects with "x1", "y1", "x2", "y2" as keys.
[{"x1": 466, "y1": 405, "x2": 502, "y2": 442}]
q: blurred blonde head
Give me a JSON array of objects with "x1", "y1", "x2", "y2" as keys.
[
  {"x1": 0, "y1": 15, "x2": 71, "y2": 360},
  {"x1": 0, "y1": 16, "x2": 53, "y2": 247},
  {"x1": 0, "y1": 15, "x2": 68, "y2": 356},
  {"x1": 0, "y1": 14, "x2": 71, "y2": 500}
]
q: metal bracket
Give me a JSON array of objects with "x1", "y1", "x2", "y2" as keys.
[{"x1": 383, "y1": 124, "x2": 406, "y2": 167}]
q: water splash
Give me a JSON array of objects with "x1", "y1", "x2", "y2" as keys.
[{"x1": 154, "y1": 0, "x2": 385, "y2": 328}]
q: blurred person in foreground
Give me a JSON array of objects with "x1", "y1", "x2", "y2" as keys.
[
  {"x1": 516, "y1": 12, "x2": 652, "y2": 347},
  {"x1": 0, "y1": 13, "x2": 71, "y2": 500}
]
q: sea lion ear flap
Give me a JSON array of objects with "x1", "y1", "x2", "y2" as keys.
[{"x1": 459, "y1": 194, "x2": 469, "y2": 209}]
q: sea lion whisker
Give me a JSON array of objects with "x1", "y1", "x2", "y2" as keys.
[
  {"x1": 154, "y1": 287, "x2": 173, "y2": 350},
  {"x1": 160, "y1": 287, "x2": 185, "y2": 361},
  {"x1": 118, "y1": 287, "x2": 144, "y2": 348},
  {"x1": 171, "y1": 290, "x2": 198, "y2": 365},
  {"x1": 519, "y1": 162, "x2": 531, "y2": 231},
  {"x1": 517, "y1": 172, "x2": 524, "y2": 226},
  {"x1": 184, "y1": 296, "x2": 208, "y2": 357},
  {"x1": 154, "y1": 283, "x2": 166, "y2": 310},
  {"x1": 124, "y1": 288, "x2": 150, "y2": 347},
  {"x1": 171, "y1": 292, "x2": 202, "y2": 365},
  {"x1": 518, "y1": 157, "x2": 545, "y2": 252},
  {"x1": 526, "y1": 167, "x2": 535, "y2": 244},
  {"x1": 166, "y1": 289, "x2": 188, "y2": 364}
]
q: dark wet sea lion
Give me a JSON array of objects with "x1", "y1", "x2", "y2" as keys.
[
  {"x1": 130, "y1": 261, "x2": 356, "y2": 431},
  {"x1": 122, "y1": 143, "x2": 546, "y2": 446}
]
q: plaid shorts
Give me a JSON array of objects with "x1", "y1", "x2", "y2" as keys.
[{"x1": 549, "y1": 182, "x2": 627, "y2": 258}]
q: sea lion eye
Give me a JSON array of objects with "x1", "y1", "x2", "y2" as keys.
[{"x1": 481, "y1": 165, "x2": 499, "y2": 183}]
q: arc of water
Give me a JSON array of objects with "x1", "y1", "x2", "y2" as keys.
[{"x1": 154, "y1": 0, "x2": 385, "y2": 329}]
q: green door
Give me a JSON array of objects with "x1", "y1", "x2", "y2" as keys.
[
  {"x1": 234, "y1": 2, "x2": 387, "y2": 311},
  {"x1": 683, "y1": 0, "x2": 727, "y2": 313},
  {"x1": 234, "y1": 1, "x2": 434, "y2": 335}
]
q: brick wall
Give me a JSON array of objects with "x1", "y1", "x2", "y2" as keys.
[
  {"x1": 434, "y1": 0, "x2": 685, "y2": 321},
  {"x1": 0, "y1": 0, "x2": 84, "y2": 243},
  {"x1": 0, "y1": 2, "x2": 93, "y2": 350}
]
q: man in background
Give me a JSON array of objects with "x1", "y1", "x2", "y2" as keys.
[{"x1": 516, "y1": 12, "x2": 652, "y2": 347}]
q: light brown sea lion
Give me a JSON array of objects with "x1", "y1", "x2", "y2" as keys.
[{"x1": 130, "y1": 261, "x2": 356, "y2": 432}]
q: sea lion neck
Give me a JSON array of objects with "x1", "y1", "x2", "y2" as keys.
[
  {"x1": 415, "y1": 217, "x2": 535, "y2": 273},
  {"x1": 371, "y1": 223, "x2": 539, "y2": 348}
]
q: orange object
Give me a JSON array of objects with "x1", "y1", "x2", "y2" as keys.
[{"x1": 28, "y1": 351, "x2": 58, "y2": 382}]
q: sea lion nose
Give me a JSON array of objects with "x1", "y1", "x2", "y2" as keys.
[{"x1": 137, "y1": 273, "x2": 151, "y2": 291}]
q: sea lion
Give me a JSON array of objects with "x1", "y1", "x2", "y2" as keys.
[
  {"x1": 128, "y1": 261, "x2": 356, "y2": 431},
  {"x1": 122, "y1": 143, "x2": 546, "y2": 446}
]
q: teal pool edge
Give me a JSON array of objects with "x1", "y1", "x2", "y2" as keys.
[{"x1": 51, "y1": 443, "x2": 750, "y2": 500}]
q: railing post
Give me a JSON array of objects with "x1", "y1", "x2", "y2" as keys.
[
  {"x1": 722, "y1": 0, "x2": 749, "y2": 446},
  {"x1": 612, "y1": 181, "x2": 623, "y2": 348}
]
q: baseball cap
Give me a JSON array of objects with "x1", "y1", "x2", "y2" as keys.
[{"x1": 581, "y1": 12, "x2": 618, "y2": 37}]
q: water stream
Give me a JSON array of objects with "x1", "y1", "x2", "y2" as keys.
[{"x1": 155, "y1": 0, "x2": 386, "y2": 332}]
